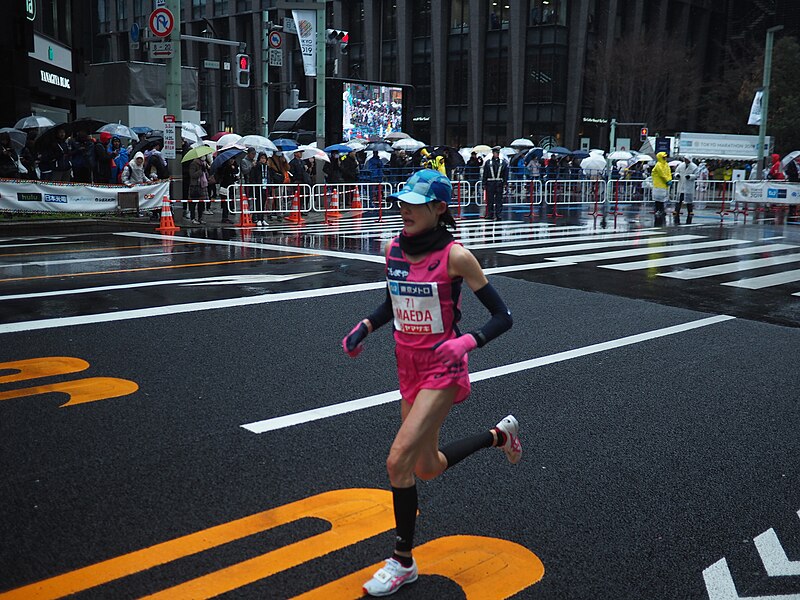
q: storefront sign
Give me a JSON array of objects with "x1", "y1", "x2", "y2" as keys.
[
  {"x1": 26, "y1": 0, "x2": 36, "y2": 21},
  {"x1": 28, "y1": 60, "x2": 76, "y2": 99}
]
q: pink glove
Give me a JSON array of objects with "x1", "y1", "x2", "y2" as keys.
[
  {"x1": 433, "y1": 335, "x2": 477, "y2": 366},
  {"x1": 342, "y1": 321, "x2": 369, "y2": 358}
]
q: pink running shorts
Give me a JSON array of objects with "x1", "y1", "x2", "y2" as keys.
[{"x1": 395, "y1": 343, "x2": 471, "y2": 405}]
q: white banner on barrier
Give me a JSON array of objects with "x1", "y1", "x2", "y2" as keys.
[
  {"x1": 0, "y1": 180, "x2": 171, "y2": 212},
  {"x1": 735, "y1": 181, "x2": 800, "y2": 205}
]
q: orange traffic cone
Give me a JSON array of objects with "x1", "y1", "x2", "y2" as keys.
[
  {"x1": 155, "y1": 195, "x2": 180, "y2": 233},
  {"x1": 351, "y1": 186, "x2": 363, "y2": 218},
  {"x1": 284, "y1": 187, "x2": 306, "y2": 223},
  {"x1": 329, "y1": 188, "x2": 342, "y2": 219},
  {"x1": 239, "y1": 188, "x2": 255, "y2": 228}
]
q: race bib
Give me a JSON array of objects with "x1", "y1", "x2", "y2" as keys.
[{"x1": 389, "y1": 280, "x2": 444, "y2": 335}]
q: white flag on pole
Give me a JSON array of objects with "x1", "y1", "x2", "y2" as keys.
[
  {"x1": 292, "y1": 10, "x2": 317, "y2": 77},
  {"x1": 747, "y1": 89, "x2": 763, "y2": 126}
]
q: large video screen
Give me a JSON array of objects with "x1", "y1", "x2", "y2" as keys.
[{"x1": 342, "y1": 82, "x2": 403, "y2": 141}]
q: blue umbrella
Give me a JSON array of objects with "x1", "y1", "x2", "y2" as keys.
[
  {"x1": 131, "y1": 126, "x2": 153, "y2": 134},
  {"x1": 210, "y1": 147, "x2": 245, "y2": 174},
  {"x1": 272, "y1": 138, "x2": 299, "y2": 151},
  {"x1": 548, "y1": 146, "x2": 572, "y2": 155},
  {"x1": 524, "y1": 147, "x2": 544, "y2": 163},
  {"x1": 324, "y1": 144, "x2": 353, "y2": 153},
  {"x1": 570, "y1": 150, "x2": 590, "y2": 159}
]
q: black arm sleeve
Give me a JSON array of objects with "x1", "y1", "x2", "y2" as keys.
[
  {"x1": 366, "y1": 287, "x2": 394, "y2": 331},
  {"x1": 469, "y1": 282, "x2": 512, "y2": 347}
]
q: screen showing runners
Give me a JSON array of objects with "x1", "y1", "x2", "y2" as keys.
[{"x1": 342, "y1": 82, "x2": 403, "y2": 141}]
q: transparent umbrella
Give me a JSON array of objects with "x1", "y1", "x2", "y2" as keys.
[
  {"x1": 392, "y1": 138, "x2": 426, "y2": 152},
  {"x1": 216, "y1": 133, "x2": 242, "y2": 149},
  {"x1": 510, "y1": 138, "x2": 534, "y2": 149},
  {"x1": 14, "y1": 115, "x2": 56, "y2": 130},
  {"x1": 97, "y1": 123, "x2": 139, "y2": 142},
  {"x1": 385, "y1": 132, "x2": 410, "y2": 141},
  {"x1": 0, "y1": 128, "x2": 28, "y2": 153},
  {"x1": 239, "y1": 135, "x2": 278, "y2": 153},
  {"x1": 608, "y1": 150, "x2": 633, "y2": 161},
  {"x1": 181, "y1": 122, "x2": 207, "y2": 138}
]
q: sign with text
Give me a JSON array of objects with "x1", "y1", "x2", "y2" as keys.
[
  {"x1": 268, "y1": 48, "x2": 283, "y2": 67},
  {"x1": 163, "y1": 115, "x2": 176, "y2": 159},
  {"x1": 678, "y1": 132, "x2": 772, "y2": 160},
  {"x1": 292, "y1": 9, "x2": 317, "y2": 76},
  {"x1": 149, "y1": 41, "x2": 174, "y2": 59}
]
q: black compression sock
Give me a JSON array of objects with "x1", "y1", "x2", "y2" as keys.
[
  {"x1": 441, "y1": 431, "x2": 494, "y2": 469},
  {"x1": 392, "y1": 552, "x2": 414, "y2": 568},
  {"x1": 392, "y1": 484, "x2": 417, "y2": 554},
  {"x1": 493, "y1": 428, "x2": 507, "y2": 447}
]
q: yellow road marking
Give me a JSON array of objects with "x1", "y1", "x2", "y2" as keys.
[
  {"x1": 0, "y1": 254, "x2": 314, "y2": 283},
  {"x1": 0, "y1": 489, "x2": 394, "y2": 600},
  {"x1": 292, "y1": 535, "x2": 545, "y2": 599},
  {"x1": 0, "y1": 357, "x2": 89, "y2": 384},
  {"x1": 0, "y1": 377, "x2": 139, "y2": 407},
  {"x1": 0, "y1": 243, "x2": 196, "y2": 258}
]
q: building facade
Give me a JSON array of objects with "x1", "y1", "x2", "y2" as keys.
[{"x1": 4, "y1": 0, "x2": 796, "y2": 150}]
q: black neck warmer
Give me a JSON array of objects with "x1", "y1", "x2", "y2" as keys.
[{"x1": 398, "y1": 225, "x2": 454, "y2": 256}]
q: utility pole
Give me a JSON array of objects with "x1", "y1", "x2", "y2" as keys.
[
  {"x1": 756, "y1": 25, "x2": 783, "y2": 178},
  {"x1": 315, "y1": 2, "x2": 326, "y2": 183},
  {"x1": 262, "y1": 11, "x2": 271, "y2": 137},
  {"x1": 166, "y1": 0, "x2": 183, "y2": 199}
]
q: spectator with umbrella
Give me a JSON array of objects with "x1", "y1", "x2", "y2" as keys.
[
  {"x1": 215, "y1": 154, "x2": 239, "y2": 224},
  {"x1": 0, "y1": 131, "x2": 20, "y2": 178},
  {"x1": 108, "y1": 137, "x2": 129, "y2": 183},
  {"x1": 187, "y1": 153, "x2": 210, "y2": 224},
  {"x1": 94, "y1": 133, "x2": 115, "y2": 184},
  {"x1": 249, "y1": 151, "x2": 271, "y2": 224},
  {"x1": 68, "y1": 129, "x2": 96, "y2": 183},
  {"x1": 40, "y1": 126, "x2": 71, "y2": 181}
]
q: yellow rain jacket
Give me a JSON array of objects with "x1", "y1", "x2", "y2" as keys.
[{"x1": 651, "y1": 152, "x2": 672, "y2": 190}]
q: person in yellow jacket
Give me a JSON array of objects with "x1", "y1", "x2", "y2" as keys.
[
  {"x1": 420, "y1": 148, "x2": 447, "y2": 176},
  {"x1": 650, "y1": 151, "x2": 673, "y2": 217}
]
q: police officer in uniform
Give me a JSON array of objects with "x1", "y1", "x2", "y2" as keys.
[{"x1": 482, "y1": 146, "x2": 509, "y2": 220}]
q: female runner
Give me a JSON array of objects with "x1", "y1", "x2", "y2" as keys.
[{"x1": 342, "y1": 169, "x2": 521, "y2": 597}]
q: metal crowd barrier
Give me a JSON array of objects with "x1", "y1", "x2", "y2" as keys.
[{"x1": 225, "y1": 183, "x2": 314, "y2": 217}]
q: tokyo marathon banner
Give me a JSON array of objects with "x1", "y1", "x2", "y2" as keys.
[
  {"x1": 735, "y1": 181, "x2": 800, "y2": 205},
  {"x1": 0, "y1": 179, "x2": 171, "y2": 212}
]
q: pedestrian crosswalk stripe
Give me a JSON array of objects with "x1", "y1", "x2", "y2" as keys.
[
  {"x1": 654, "y1": 249, "x2": 800, "y2": 279},
  {"x1": 547, "y1": 238, "x2": 751, "y2": 263},
  {"x1": 721, "y1": 268, "x2": 800, "y2": 289},
  {"x1": 501, "y1": 234, "x2": 704, "y2": 257},
  {"x1": 465, "y1": 230, "x2": 666, "y2": 251},
  {"x1": 601, "y1": 244, "x2": 799, "y2": 273}
]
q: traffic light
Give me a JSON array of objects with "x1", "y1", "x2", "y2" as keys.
[
  {"x1": 235, "y1": 53, "x2": 250, "y2": 88},
  {"x1": 640, "y1": 127, "x2": 648, "y2": 142},
  {"x1": 326, "y1": 28, "x2": 349, "y2": 53}
]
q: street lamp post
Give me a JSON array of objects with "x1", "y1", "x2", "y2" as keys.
[{"x1": 756, "y1": 25, "x2": 783, "y2": 178}]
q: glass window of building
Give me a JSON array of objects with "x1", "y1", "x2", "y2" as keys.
[
  {"x1": 529, "y1": 0, "x2": 567, "y2": 26},
  {"x1": 116, "y1": 0, "x2": 127, "y2": 31},
  {"x1": 97, "y1": 0, "x2": 110, "y2": 34},
  {"x1": 413, "y1": 0, "x2": 431, "y2": 37},
  {"x1": 236, "y1": 0, "x2": 251, "y2": 12},
  {"x1": 213, "y1": 0, "x2": 226, "y2": 17},
  {"x1": 489, "y1": 2, "x2": 510, "y2": 30},
  {"x1": 41, "y1": 0, "x2": 72, "y2": 43},
  {"x1": 192, "y1": 0, "x2": 206, "y2": 20},
  {"x1": 451, "y1": 0, "x2": 469, "y2": 31}
]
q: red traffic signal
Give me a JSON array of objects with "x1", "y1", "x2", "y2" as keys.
[
  {"x1": 235, "y1": 53, "x2": 250, "y2": 88},
  {"x1": 640, "y1": 127, "x2": 648, "y2": 141}
]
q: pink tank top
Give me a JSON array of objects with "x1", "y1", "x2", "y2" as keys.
[{"x1": 386, "y1": 237, "x2": 464, "y2": 349}]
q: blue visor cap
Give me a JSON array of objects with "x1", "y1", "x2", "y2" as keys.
[{"x1": 390, "y1": 169, "x2": 452, "y2": 205}]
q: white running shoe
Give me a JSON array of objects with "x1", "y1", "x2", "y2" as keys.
[
  {"x1": 362, "y1": 557, "x2": 418, "y2": 597},
  {"x1": 495, "y1": 414, "x2": 522, "y2": 464}
]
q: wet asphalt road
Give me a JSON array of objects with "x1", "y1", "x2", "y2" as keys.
[{"x1": 1, "y1": 207, "x2": 799, "y2": 599}]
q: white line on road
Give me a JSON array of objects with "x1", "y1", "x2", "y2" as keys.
[
  {"x1": 754, "y1": 528, "x2": 800, "y2": 576},
  {"x1": 114, "y1": 232, "x2": 386, "y2": 264},
  {"x1": 241, "y1": 314, "x2": 735, "y2": 433},
  {"x1": 602, "y1": 244, "x2": 799, "y2": 273},
  {"x1": 722, "y1": 268, "x2": 800, "y2": 289},
  {"x1": 547, "y1": 239, "x2": 751, "y2": 263},
  {"x1": 0, "y1": 272, "x2": 330, "y2": 301},
  {"x1": 0, "y1": 281, "x2": 386, "y2": 334},
  {"x1": 0, "y1": 240, "x2": 91, "y2": 249},
  {"x1": 501, "y1": 234, "x2": 704, "y2": 257},
  {"x1": 0, "y1": 251, "x2": 193, "y2": 268}
]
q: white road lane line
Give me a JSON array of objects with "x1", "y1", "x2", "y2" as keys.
[
  {"x1": 602, "y1": 244, "x2": 799, "y2": 273},
  {"x1": 548, "y1": 239, "x2": 751, "y2": 263},
  {"x1": 0, "y1": 281, "x2": 386, "y2": 334},
  {"x1": 722, "y1": 268, "x2": 800, "y2": 289},
  {"x1": 0, "y1": 272, "x2": 330, "y2": 301},
  {"x1": 241, "y1": 314, "x2": 735, "y2": 433},
  {"x1": 754, "y1": 528, "x2": 800, "y2": 576},
  {"x1": 0, "y1": 251, "x2": 193, "y2": 268},
  {"x1": 0, "y1": 240, "x2": 92, "y2": 249},
  {"x1": 463, "y1": 230, "x2": 666, "y2": 250},
  {"x1": 113, "y1": 232, "x2": 386, "y2": 263},
  {"x1": 502, "y1": 234, "x2": 703, "y2": 256}
]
